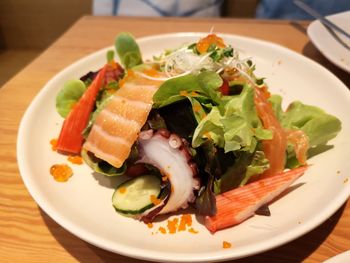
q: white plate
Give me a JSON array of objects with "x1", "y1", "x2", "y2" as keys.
[
  {"x1": 17, "y1": 33, "x2": 350, "y2": 262},
  {"x1": 325, "y1": 251, "x2": 350, "y2": 263},
  {"x1": 307, "y1": 10, "x2": 350, "y2": 73}
]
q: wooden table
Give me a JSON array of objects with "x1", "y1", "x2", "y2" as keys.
[{"x1": 1, "y1": 16, "x2": 349, "y2": 263}]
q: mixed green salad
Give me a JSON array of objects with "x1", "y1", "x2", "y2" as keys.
[{"x1": 54, "y1": 32, "x2": 341, "y2": 232}]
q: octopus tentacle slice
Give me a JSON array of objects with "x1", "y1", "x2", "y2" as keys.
[{"x1": 137, "y1": 130, "x2": 200, "y2": 215}]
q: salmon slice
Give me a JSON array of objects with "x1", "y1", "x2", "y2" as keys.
[
  {"x1": 106, "y1": 96, "x2": 151, "y2": 124},
  {"x1": 84, "y1": 126, "x2": 131, "y2": 166},
  {"x1": 205, "y1": 166, "x2": 308, "y2": 233},
  {"x1": 95, "y1": 110, "x2": 142, "y2": 142},
  {"x1": 286, "y1": 129, "x2": 309, "y2": 165},
  {"x1": 254, "y1": 86, "x2": 287, "y2": 179},
  {"x1": 83, "y1": 72, "x2": 163, "y2": 168},
  {"x1": 117, "y1": 83, "x2": 158, "y2": 103}
]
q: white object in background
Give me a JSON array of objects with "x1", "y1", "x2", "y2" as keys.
[
  {"x1": 92, "y1": 0, "x2": 223, "y2": 17},
  {"x1": 324, "y1": 251, "x2": 350, "y2": 263},
  {"x1": 307, "y1": 10, "x2": 350, "y2": 73}
]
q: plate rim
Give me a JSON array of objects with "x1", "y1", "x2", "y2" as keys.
[
  {"x1": 17, "y1": 32, "x2": 350, "y2": 262},
  {"x1": 307, "y1": 10, "x2": 350, "y2": 73}
]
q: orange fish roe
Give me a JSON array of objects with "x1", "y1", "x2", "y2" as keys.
[
  {"x1": 50, "y1": 138, "x2": 58, "y2": 151},
  {"x1": 158, "y1": 226, "x2": 166, "y2": 234},
  {"x1": 148, "y1": 214, "x2": 199, "y2": 235},
  {"x1": 193, "y1": 104, "x2": 201, "y2": 113},
  {"x1": 178, "y1": 214, "x2": 192, "y2": 232},
  {"x1": 143, "y1": 67, "x2": 160, "y2": 78},
  {"x1": 167, "y1": 218, "x2": 179, "y2": 234},
  {"x1": 67, "y1": 155, "x2": 83, "y2": 165},
  {"x1": 223, "y1": 241, "x2": 232, "y2": 249},
  {"x1": 150, "y1": 195, "x2": 162, "y2": 205},
  {"x1": 50, "y1": 164, "x2": 73, "y2": 182},
  {"x1": 105, "y1": 88, "x2": 116, "y2": 95},
  {"x1": 147, "y1": 222, "x2": 153, "y2": 228},
  {"x1": 109, "y1": 59, "x2": 117, "y2": 69},
  {"x1": 204, "y1": 132, "x2": 212, "y2": 139},
  {"x1": 161, "y1": 174, "x2": 169, "y2": 182},
  {"x1": 188, "y1": 227, "x2": 199, "y2": 234},
  {"x1": 196, "y1": 34, "x2": 226, "y2": 54},
  {"x1": 119, "y1": 69, "x2": 135, "y2": 88},
  {"x1": 179, "y1": 90, "x2": 188, "y2": 96},
  {"x1": 118, "y1": 187, "x2": 127, "y2": 194}
]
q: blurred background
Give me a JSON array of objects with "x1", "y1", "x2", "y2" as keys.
[{"x1": 0, "y1": 0, "x2": 349, "y2": 87}]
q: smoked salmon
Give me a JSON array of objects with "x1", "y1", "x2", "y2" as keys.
[
  {"x1": 83, "y1": 71, "x2": 164, "y2": 168},
  {"x1": 254, "y1": 86, "x2": 287, "y2": 179}
]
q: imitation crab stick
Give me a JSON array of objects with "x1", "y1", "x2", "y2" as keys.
[
  {"x1": 205, "y1": 165, "x2": 308, "y2": 233},
  {"x1": 56, "y1": 66, "x2": 107, "y2": 154}
]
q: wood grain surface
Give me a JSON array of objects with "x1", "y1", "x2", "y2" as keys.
[{"x1": 0, "y1": 16, "x2": 349, "y2": 263}]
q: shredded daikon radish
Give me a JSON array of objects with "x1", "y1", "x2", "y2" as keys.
[{"x1": 141, "y1": 39, "x2": 256, "y2": 84}]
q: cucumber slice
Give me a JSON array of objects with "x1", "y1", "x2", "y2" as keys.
[{"x1": 112, "y1": 174, "x2": 162, "y2": 215}]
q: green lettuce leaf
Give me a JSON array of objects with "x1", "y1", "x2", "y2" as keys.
[
  {"x1": 192, "y1": 84, "x2": 272, "y2": 153},
  {"x1": 81, "y1": 149, "x2": 126, "y2": 176},
  {"x1": 213, "y1": 150, "x2": 269, "y2": 194},
  {"x1": 270, "y1": 95, "x2": 341, "y2": 167},
  {"x1": 242, "y1": 150, "x2": 270, "y2": 185},
  {"x1": 55, "y1": 79, "x2": 86, "y2": 118},
  {"x1": 283, "y1": 101, "x2": 341, "y2": 147},
  {"x1": 115, "y1": 32, "x2": 142, "y2": 69},
  {"x1": 152, "y1": 71, "x2": 223, "y2": 108}
]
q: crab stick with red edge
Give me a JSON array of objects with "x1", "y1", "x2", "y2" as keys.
[
  {"x1": 56, "y1": 65, "x2": 107, "y2": 154},
  {"x1": 205, "y1": 165, "x2": 308, "y2": 233}
]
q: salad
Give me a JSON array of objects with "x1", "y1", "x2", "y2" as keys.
[{"x1": 54, "y1": 32, "x2": 341, "y2": 233}]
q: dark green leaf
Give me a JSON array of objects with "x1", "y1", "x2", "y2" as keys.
[
  {"x1": 195, "y1": 175, "x2": 217, "y2": 216},
  {"x1": 158, "y1": 100, "x2": 197, "y2": 140}
]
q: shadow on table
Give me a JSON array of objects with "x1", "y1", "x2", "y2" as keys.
[
  {"x1": 40, "y1": 201, "x2": 347, "y2": 263},
  {"x1": 289, "y1": 20, "x2": 349, "y2": 88}
]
